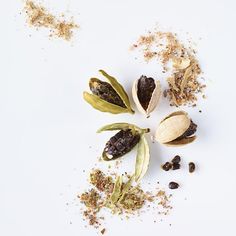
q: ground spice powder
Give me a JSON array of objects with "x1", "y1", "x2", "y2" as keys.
[
  {"x1": 132, "y1": 30, "x2": 206, "y2": 107},
  {"x1": 78, "y1": 169, "x2": 172, "y2": 232},
  {"x1": 24, "y1": 0, "x2": 79, "y2": 41}
]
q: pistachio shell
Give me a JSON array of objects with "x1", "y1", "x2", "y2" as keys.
[
  {"x1": 155, "y1": 114, "x2": 191, "y2": 144},
  {"x1": 132, "y1": 79, "x2": 161, "y2": 117},
  {"x1": 161, "y1": 111, "x2": 187, "y2": 123},
  {"x1": 99, "y1": 70, "x2": 134, "y2": 114},
  {"x1": 83, "y1": 92, "x2": 131, "y2": 114},
  {"x1": 165, "y1": 136, "x2": 196, "y2": 146}
]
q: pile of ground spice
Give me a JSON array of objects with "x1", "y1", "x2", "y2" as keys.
[
  {"x1": 24, "y1": 0, "x2": 78, "y2": 41},
  {"x1": 78, "y1": 169, "x2": 172, "y2": 232},
  {"x1": 132, "y1": 30, "x2": 206, "y2": 106}
]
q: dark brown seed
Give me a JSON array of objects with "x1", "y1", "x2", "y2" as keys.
[
  {"x1": 137, "y1": 75, "x2": 155, "y2": 110},
  {"x1": 172, "y1": 163, "x2": 180, "y2": 170},
  {"x1": 189, "y1": 162, "x2": 196, "y2": 173},
  {"x1": 89, "y1": 78, "x2": 126, "y2": 107},
  {"x1": 169, "y1": 182, "x2": 179, "y2": 189},
  {"x1": 103, "y1": 129, "x2": 140, "y2": 160},
  {"x1": 171, "y1": 155, "x2": 181, "y2": 164},
  {"x1": 161, "y1": 162, "x2": 172, "y2": 171}
]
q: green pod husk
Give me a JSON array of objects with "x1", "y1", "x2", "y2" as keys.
[
  {"x1": 135, "y1": 135, "x2": 150, "y2": 182},
  {"x1": 83, "y1": 70, "x2": 134, "y2": 114}
]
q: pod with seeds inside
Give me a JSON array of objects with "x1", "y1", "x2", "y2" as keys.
[
  {"x1": 132, "y1": 75, "x2": 161, "y2": 117},
  {"x1": 83, "y1": 70, "x2": 134, "y2": 114},
  {"x1": 155, "y1": 111, "x2": 197, "y2": 146},
  {"x1": 97, "y1": 123, "x2": 150, "y2": 182}
]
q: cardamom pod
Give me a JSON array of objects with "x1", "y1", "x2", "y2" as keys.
[
  {"x1": 155, "y1": 111, "x2": 197, "y2": 146},
  {"x1": 132, "y1": 75, "x2": 161, "y2": 117},
  {"x1": 97, "y1": 123, "x2": 149, "y2": 161},
  {"x1": 83, "y1": 70, "x2": 134, "y2": 114}
]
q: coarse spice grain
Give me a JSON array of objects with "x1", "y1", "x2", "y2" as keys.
[
  {"x1": 132, "y1": 30, "x2": 206, "y2": 107},
  {"x1": 24, "y1": 0, "x2": 79, "y2": 40},
  {"x1": 79, "y1": 169, "x2": 172, "y2": 231}
]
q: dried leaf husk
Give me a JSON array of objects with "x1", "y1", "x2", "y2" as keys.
[
  {"x1": 135, "y1": 135, "x2": 150, "y2": 182},
  {"x1": 155, "y1": 111, "x2": 197, "y2": 146},
  {"x1": 102, "y1": 129, "x2": 141, "y2": 161},
  {"x1": 83, "y1": 70, "x2": 134, "y2": 114},
  {"x1": 110, "y1": 176, "x2": 123, "y2": 203},
  {"x1": 132, "y1": 76, "x2": 161, "y2": 117},
  {"x1": 83, "y1": 92, "x2": 130, "y2": 114},
  {"x1": 173, "y1": 57, "x2": 191, "y2": 70}
]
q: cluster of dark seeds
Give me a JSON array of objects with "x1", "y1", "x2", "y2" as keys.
[
  {"x1": 161, "y1": 155, "x2": 181, "y2": 171},
  {"x1": 161, "y1": 155, "x2": 196, "y2": 190}
]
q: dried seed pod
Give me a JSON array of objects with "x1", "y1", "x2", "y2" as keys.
[
  {"x1": 83, "y1": 70, "x2": 134, "y2": 114},
  {"x1": 155, "y1": 111, "x2": 197, "y2": 146},
  {"x1": 132, "y1": 75, "x2": 161, "y2": 117},
  {"x1": 98, "y1": 123, "x2": 149, "y2": 161},
  {"x1": 98, "y1": 123, "x2": 150, "y2": 182}
]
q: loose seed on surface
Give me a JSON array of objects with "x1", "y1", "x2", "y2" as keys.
[
  {"x1": 161, "y1": 162, "x2": 172, "y2": 171},
  {"x1": 189, "y1": 162, "x2": 196, "y2": 173},
  {"x1": 172, "y1": 163, "x2": 180, "y2": 170},
  {"x1": 169, "y1": 182, "x2": 179, "y2": 189},
  {"x1": 171, "y1": 155, "x2": 181, "y2": 164}
]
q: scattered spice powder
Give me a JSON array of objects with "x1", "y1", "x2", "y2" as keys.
[
  {"x1": 24, "y1": 0, "x2": 79, "y2": 41},
  {"x1": 79, "y1": 169, "x2": 172, "y2": 232},
  {"x1": 132, "y1": 30, "x2": 206, "y2": 106}
]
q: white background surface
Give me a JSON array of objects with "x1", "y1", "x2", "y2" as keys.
[{"x1": 1, "y1": 0, "x2": 236, "y2": 235}]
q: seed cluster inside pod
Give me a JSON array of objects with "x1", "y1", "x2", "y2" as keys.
[
  {"x1": 132, "y1": 75, "x2": 161, "y2": 117},
  {"x1": 83, "y1": 70, "x2": 134, "y2": 114},
  {"x1": 89, "y1": 78, "x2": 126, "y2": 108},
  {"x1": 137, "y1": 76, "x2": 156, "y2": 110},
  {"x1": 103, "y1": 129, "x2": 140, "y2": 160}
]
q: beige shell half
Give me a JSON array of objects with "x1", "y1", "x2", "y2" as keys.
[
  {"x1": 132, "y1": 79, "x2": 161, "y2": 117},
  {"x1": 155, "y1": 112, "x2": 191, "y2": 144}
]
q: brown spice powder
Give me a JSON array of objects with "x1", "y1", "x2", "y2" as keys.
[
  {"x1": 132, "y1": 30, "x2": 206, "y2": 106},
  {"x1": 24, "y1": 1, "x2": 79, "y2": 41},
  {"x1": 79, "y1": 169, "x2": 172, "y2": 231}
]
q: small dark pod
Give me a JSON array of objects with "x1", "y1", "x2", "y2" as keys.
[
  {"x1": 189, "y1": 162, "x2": 196, "y2": 173},
  {"x1": 103, "y1": 129, "x2": 140, "y2": 160},
  {"x1": 169, "y1": 182, "x2": 179, "y2": 189}
]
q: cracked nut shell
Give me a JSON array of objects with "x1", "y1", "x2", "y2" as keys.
[
  {"x1": 132, "y1": 75, "x2": 161, "y2": 117},
  {"x1": 155, "y1": 111, "x2": 197, "y2": 146}
]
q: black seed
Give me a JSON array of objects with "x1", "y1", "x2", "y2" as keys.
[
  {"x1": 89, "y1": 78, "x2": 126, "y2": 107},
  {"x1": 161, "y1": 162, "x2": 172, "y2": 171},
  {"x1": 169, "y1": 182, "x2": 179, "y2": 189},
  {"x1": 104, "y1": 129, "x2": 140, "y2": 160},
  {"x1": 189, "y1": 162, "x2": 195, "y2": 173},
  {"x1": 137, "y1": 76, "x2": 155, "y2": 110},
  {"x1": 171, "y1": 155, "x2": 181, "y2": 164},
  {"x1": 172, "y1": 163, "x2": 180, "y2": 170}
]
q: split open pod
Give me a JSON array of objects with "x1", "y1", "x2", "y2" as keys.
[
  {"x1": 155, "y1": 111, "x2": 197, "y2": 146},
  {"x1": 83, "y1": 70, "x2": 134, "y2": 114},
  {"x1": 132, "y1": 76, "x2": 161, "y2": 117}
]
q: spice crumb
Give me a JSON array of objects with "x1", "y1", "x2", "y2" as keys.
[
  {"x1": 24, "y1": 0, "x2": 79, "y2": 41},
  {"x1": 132, "y1": 29, "x2": 206, "y2": 107},
  {"x1": 101, "y1": 228, "x2": 106, "y2": 234}
]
